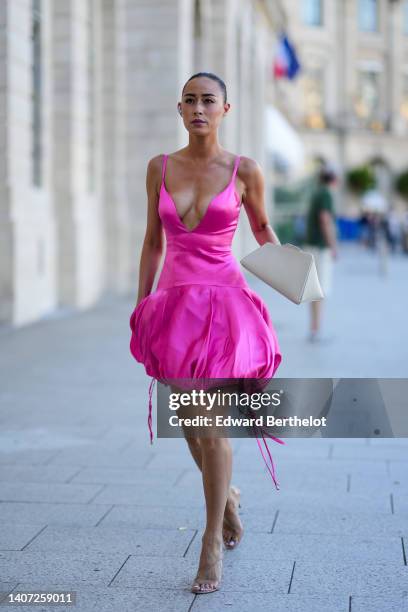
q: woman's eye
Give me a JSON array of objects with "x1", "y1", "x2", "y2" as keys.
[{"x1": 184, "y1": 98, "x2": 213, "y2": 103}]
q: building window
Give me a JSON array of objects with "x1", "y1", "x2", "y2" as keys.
[
  {"x1": 302, "y1": 67, "x2": 326, "y2": 129},
  {"x1": 358, "y1": 0, "x2": 378, "y2": 32},
  {"x1": 31, "y1": 0, "x2": 42, "y2": 187},
  {"x1": 302, "y1": 0, "x2": 323, "y2": 26},
  {"x1": 193, "y1": 0, "x2": 203, "y2": 70},
  {"x1": 354, "y1": 69, "x2": 382, "y2": 129},
  {"x1": 404, "y1": 1, "x2": 408, "y2": 35}
]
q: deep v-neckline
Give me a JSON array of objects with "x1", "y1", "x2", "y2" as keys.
[{"x1": 161, "y1": 154, "x2": 239, "y2": 233}]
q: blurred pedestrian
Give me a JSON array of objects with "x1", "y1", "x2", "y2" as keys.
[
  {"x1": 303, "y1": 167, "x2": 338, "y2": 343},
  {"x1": 386, "y1": 208, "x2": 402, "y2": 253},
  {"x1": 402, "y1": 211, "x2": 408, "y2": 255}
]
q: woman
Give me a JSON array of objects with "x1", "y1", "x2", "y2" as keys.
[{"x1": 129, "y1": 72, "x2": 282, "y2": 594}]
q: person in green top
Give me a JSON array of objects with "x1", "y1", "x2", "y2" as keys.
[{"x1": 304, "y1": 168, "x2": 338, "y2": 342}]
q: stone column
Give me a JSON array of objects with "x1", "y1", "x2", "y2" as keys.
[
  {"x1": 0, "y1": 0, "x2": 56, "y2": 325},
  {"x1": 51, "y1": 0, "x2": 104, "y2": 309},
  {"x1": 121, "y1": 0, "x2": 191, "y2": 294}
]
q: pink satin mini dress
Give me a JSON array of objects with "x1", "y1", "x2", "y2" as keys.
[{"x1": 129, "y1": 153, "x2": 285, "y2": 488}]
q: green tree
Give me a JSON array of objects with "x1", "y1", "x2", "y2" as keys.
[
  {"x1": 346, "y1": 165, "x2": 376, "y2": 195},
  {"x1": 395, "y1": 170, "x2": 408, "y2": 203}
]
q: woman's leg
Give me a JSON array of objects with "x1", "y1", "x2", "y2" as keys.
[
  {"x1": 170, "y1": 383, "x2": 243, "y2": 591},
  {"x1": 184, "y1": 433, "x2": 243, "y2": 548},
  {"x1": 310, "y1": 300, "x2": 322, "y2": 335}
]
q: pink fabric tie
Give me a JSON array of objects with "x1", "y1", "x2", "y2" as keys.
[
  {"x1": 146, "y1": 376, "x2": 284, "y2": 489},
  {"x1": 253, "y1": 424, "x2": 285, "y2": 490},
  {"x1": 147, "y1": 377, "x2": 156, "y2": 445}
]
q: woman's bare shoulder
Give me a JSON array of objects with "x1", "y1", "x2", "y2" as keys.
[
  {"x1": 145, "y1": 155, "x2": 166, "y2": 198},
  {"x1": 147, "y1": 154, "x2": 166, "y2": 173},
  {"x1": 236, "y1": 156, "x2": 264, "y2": 193},
  {"x1": 237, "y1": 155, "x2": 262, "y2": 176}
]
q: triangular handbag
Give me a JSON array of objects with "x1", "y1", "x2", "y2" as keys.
[{"x1": 240, "y1": 243, "x2": 324, "y2": 305}]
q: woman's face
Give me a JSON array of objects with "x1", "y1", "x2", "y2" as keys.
[{"x1": 178, "y1": 77, "x2": 230, "y2": 134}]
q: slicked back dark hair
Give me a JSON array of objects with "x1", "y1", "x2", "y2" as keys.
[
  {"x1": 319, "y1": 169, "x2": 337, "y2": 184},
  {"x1": 182, "y1": 72, "x2": 227, "y2": 104}
]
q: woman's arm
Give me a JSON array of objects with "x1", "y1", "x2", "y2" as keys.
[
  {"x1": 239, "y1": 157, "x2": 281, "y2": 246},
  {"x1": 135, "y1": 156, "x2": 165, "y2": 307}
]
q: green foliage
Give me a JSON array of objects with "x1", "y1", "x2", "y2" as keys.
[
  {"x1": 395, "y1": 170, "x2": 408, "y2": 202},
  {"x1": 346, "y1": 165, "x2": 376, "y2": 195},
  {"x1": 274, "y1": 175, "x2": 316, "y2": 211},
  {"x1": 275, "y1": 220, "x2": 295, "y2": 244}
]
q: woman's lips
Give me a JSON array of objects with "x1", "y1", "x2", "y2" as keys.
[{"x1": 191, "y1": 121, "x2": 206, "y2": 125}]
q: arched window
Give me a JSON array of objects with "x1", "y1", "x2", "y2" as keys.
[
  {"x1": 358, "y1": 0, "x2": 378, "y2": 32},
  {"x1": 193, "y1": 0, "x2": 203, "y2": 70},
  {"x1": 302, "y1": 0, "x2": 323, "y2": 27},
  {"x1": 31, "y1": 0, "x2": 42, "y2": 187},
  {"x1": 404, "y1": 0, "x2": 408, "y2": 35}
]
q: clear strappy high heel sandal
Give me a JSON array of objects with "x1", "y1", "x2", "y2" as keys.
[{"x1": 191, "y1": 546, "x2": 224, "y2": 594}]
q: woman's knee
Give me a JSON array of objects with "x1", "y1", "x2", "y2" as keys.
[{"x1": 199, "y1": 436, "x2": 230, "y2": 453}]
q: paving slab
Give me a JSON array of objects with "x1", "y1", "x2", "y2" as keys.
[
  {"x1": 0, "y1": 425, "x2": 113, "y2": 448},
  {"x1": 235, "y1": 441, "x2": 331, "y2": 461},
  {"x1": 290, "y1": 560, "x2": 408, "y2": 596},
  {"x1": 186, "y1": 531, "x2": 403, "y2": 564},
  {"x1": 110, "y1": 554, "x2": 293, "y2": 592},
  {"x1": 47, "y1": 447, "x2": 153, "y2": 468},
  {"x1": 274, "y1": 508, "x2": 408, "y2": 537},
  {"x1": 0, "y1": 465, "x2": 81, "y2": 484},
  {"x1": 142, "y1": 450, "x2": 206, "y2": 471},
  {"x1": 270, "y1": 457, "x2": 390, "y2": 476},
  {"x1": 332, "y1": 445, "x2": 408, "y2": 461},
  {"x1": 26, "y1": 525, "x2": 195, "y2": 557},
  {"x1": 392, "y1": 491, "x2": 408, "y2": 513},
  {"x1": 0, "y1": 482, "x2": 104, "y2": 504},
  {"x1": 0, "y1": 551, "x2": 129, "y2": 585},
  {"x1": 192, "y1": 592, "x2": 349, "y2": 612},
  {"x1": 348, "y1": 471, "x2": 405, "y2": 494},
  {"x1": 176, "y1": 465, "x2": 348, "y2": 492},
  {"x1": 0, "y1": 450, "x2": 59, "y2": 465},
  {"x1": 236, "y1": 488, "x2": 391, "y2": 513},
  {"x1": 351, "y1": 594, "x2": 408, "y2": 612},
  {"x1": 98, "y1": 504, "x2": 206, "y2": 530},
  {"x1": 0, "y1": 502, "x2": 113, "y2": 527},
  {"x1": 0, "y1": 523, "x2": 48, "y2": 551},
  {"x1": 368, "y1": 438, "x2": 408, "y2": 447},
  {"x1": 389, "y1": 461, "x2": 408, "y2": 482},
  {"x1": 0, "y1": 583, "x2": 18, "y2": 604},
  {"x1": 1, "y1": 585, "x2": 195, "y2": 612},
  {"x1": 69, "y1": 466, "x2": 185, "y2": 486},
  {"x1": 90, "y1": 484, "x2": 206, "y2": 507}
]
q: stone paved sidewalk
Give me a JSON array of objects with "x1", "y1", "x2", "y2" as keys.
[{"x1": 0, "y1": 243, "x2": 407, "y2": 611}]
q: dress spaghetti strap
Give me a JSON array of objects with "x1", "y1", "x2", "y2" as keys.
[{"x1": 161, "y1": 154, "x2": 168, "y2": 186}]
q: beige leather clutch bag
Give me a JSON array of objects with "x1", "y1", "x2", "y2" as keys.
[{"x1": 240, "y1": 243, "x2": 324, "y2": 305}]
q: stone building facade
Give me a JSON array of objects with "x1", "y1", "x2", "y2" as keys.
[
  {"x1": 275, "y1": 0, "x2": 408, "y2": 213},
  {"x1": 1, "y1": 0, "x2": 282, "y2": 326}
]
